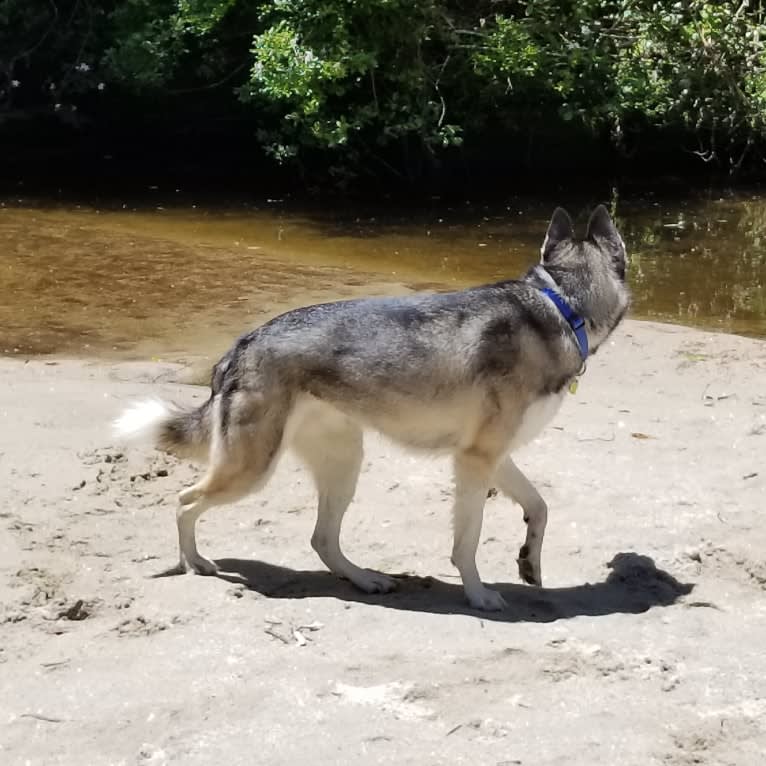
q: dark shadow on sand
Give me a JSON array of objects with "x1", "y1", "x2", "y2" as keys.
[{"x1": 203, "y1": 551, "x2": 692, "y2": 623}]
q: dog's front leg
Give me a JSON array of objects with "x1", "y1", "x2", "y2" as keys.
[
  {"x1": 451, "y1": 451, "x2": 507, "y2": 611},
  {"x1": 492, "y1": 456, "x2": 547, "y2": 586}
]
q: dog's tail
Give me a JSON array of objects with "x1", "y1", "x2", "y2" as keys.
[{"x1": 112, "y1": 398, "x2": 212, "y2": 460}]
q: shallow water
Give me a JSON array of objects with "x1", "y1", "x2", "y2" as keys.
[{"x1": 1, "y1": 193, "x2": 765, "y2": 361}]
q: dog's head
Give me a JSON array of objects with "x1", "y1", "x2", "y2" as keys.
[{"x1": 539, "y1": 205, "x2": 630, "y2": 352}]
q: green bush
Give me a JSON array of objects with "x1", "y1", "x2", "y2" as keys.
[{"x1": 2, "y1": 0, "x2": 766, "y2": 178}]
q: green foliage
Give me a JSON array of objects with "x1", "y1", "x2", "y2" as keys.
[
  {"x1": 246, "y1": 0, "x2": 766, "y2": 174},
  {"x1": 103, "y1": 0, "x2": 249, "y2": 91},
  {"x1": 473, "y1": 1, "x2": 766, "y2": 169},
  {"x1": 104, "y1": 1, "x2": 185, "y2": 88},
  {"x1": 176, "y1": 0, "x2": 238, "y2": 35},
  {"x1": 3, "y1": 0, "x2": 766, "y2": 179},
  {"x1": 244, "y1": 0, "x2": 466, "y2": 171}
]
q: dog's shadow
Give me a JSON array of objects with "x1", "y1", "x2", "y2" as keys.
[{"x1": 207, "y1": 551, "x2": 693, "y2": 623}]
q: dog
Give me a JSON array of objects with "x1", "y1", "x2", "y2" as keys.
[{"x1": 114, "y1": 205, "x2": 629, "y2": 611}]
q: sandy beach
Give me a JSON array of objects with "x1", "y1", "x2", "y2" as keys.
[{"x1": 1, "y1": 319, "x2": 765, "y2": 766}]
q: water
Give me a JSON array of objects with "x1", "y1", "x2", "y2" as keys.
[{"x1": 1, "y1": 193, "x2": 765, "y2": 362}]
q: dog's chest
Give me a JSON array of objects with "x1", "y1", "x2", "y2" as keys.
[{"x1": 509, "y1": 391, "x2": 567, "y2": 450}]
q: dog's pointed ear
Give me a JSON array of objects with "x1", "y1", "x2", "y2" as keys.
[
  {"x1": 587, "y1": 204, "x2": 627, "y2": 279},
  {"x1": 586, "y1": 205, "x2": 620, "y2": 244},
  {"x1": 541, "y1": 207, "x2": 574, "y2": 261}
]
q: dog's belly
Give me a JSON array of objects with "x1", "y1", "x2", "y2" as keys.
[
  {"x1": 508, "y1": 391, "x2": 566, "y2": 451},
  {"x1": 372, "y1": 412, "x2": 465, "y2": 451},
  {"x1": 366, "y1": 390, "x2": 568, "y2": 454},
  {"x1": 288, "y1": 389, "x2": 565, "y2": 456},
  {"x1": 291, "y1": 393, "x2": 476, "y2": 453},
  {"x1": 362, "y1": 397, "x2": 476, "y2": 451}
]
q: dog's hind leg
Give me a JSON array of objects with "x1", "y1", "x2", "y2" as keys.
[
  {"x1": 175, "y1": 395, "x2": 286, "y2": 575},
  {"x1": 493, "y1": 456, "x2": 547, "y2": 586},
  {"x1": 451, "y1": 449, "x2": 506, "y2": 611},
  {"x1": 291, "y1": 409, "x2": 397, "y2": 595},
  {"x1": 176, "y1": 474, "x2": 262, "y2": 575}
]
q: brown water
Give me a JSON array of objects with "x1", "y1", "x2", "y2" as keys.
[{"x1": 1, "y1": 194, "x2": 765, "y2": 362}]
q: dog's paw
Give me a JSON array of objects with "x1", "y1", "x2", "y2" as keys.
[
  {"x1": 186, "y1": 555, "x2": 219, "y2": 576},
  {"x1": 517, "y1": 549, "x2": 542, "y2": 586},
  {"x1": 465, "y1": 586, "x2": 507, "y2": 612},
  {"x1": 350, "y1": 569, "x2": 398, "y2": 594},
  {"x1": 160, "y1": 561, "x2": 187, "y2": 577}
]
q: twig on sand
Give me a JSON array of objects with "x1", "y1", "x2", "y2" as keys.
[
  {"x1": 264, "y1": 626, "x2": 290, "y2": 644},
  {"x1": 40, "y1": 659, "x2": 70, "y2": 670},
  {"x1": 20, "y1": 713, "x2": 64, "y2": 723},
  {"x1": 684, "y1": 600, "x2": 723, "y2": 611},
  {"x1": 576, "y1": 432, "x2": 615, "y2": 442},
  {"x1": 297, "y1": 621, "x2": 323, "y2": 632}
]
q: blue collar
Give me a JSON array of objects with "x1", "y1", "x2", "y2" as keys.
[{"x1": 539, "y1": 286, "x2": 589, "y2": 361}]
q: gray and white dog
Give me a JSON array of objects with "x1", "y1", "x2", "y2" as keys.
[{"x1": 115, "y1": 205, "x2": 629, "y2": 611}]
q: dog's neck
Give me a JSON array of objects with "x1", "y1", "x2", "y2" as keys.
[
  {"x1": 526, "y1": 264, "x2": 579, "y2": 306},
  {"x1": 530, "y1": 265, "x2": 589, "y2": 361},
  {"x1": 527, "y1": 264, "x2": 583, "y2": 311},
  {"x1": 527, "y1": 262, "x2": 630, "y2": 359},
  {"x1": 530, "y1": 264, "x2": 559, "y2": 290}
]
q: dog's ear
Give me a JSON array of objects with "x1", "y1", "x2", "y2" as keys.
[
  {"x1": 586, "y1": 205, "x2": 621, "y2": 245},
  {"x1": 587, "y1": 204, "x2": 626, "y2": 279},
  {"x1": 541, "y1": 207, "x2": 573, "y2": 261}
]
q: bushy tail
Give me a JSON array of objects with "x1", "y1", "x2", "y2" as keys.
[{"x1": 112, "y1": 398, "x2": 213, "y2": 460}]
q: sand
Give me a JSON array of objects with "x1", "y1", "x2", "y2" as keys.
[{"x1": 1, "y1": 320, "x2": 765, "y2": 766}]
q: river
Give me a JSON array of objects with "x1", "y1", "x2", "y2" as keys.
[{"x1": 2, "y1": 192, "x2": 764, "y2": 364}]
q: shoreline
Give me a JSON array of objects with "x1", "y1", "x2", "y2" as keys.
[{"x1": 4, "y1": 315, "x2": 766, "y2": 373}]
